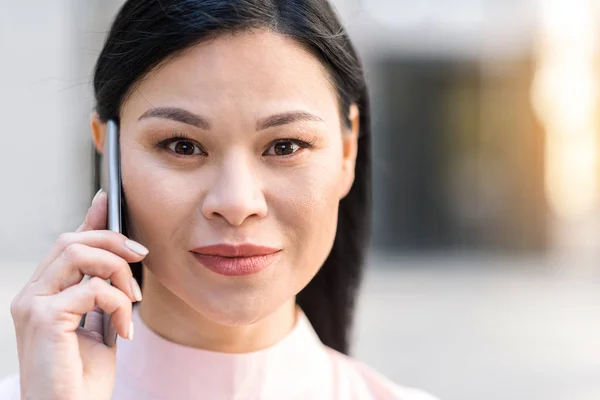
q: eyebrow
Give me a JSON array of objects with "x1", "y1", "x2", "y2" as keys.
[
  {"x1": 138, "y1": 107, "x2": 324, "y2": 131},
  {"x1": 257, "y1": 111, "x2": 324, "y2": 130},
  {"x1": 139, "y1": 107, "x2": 210, "y2": 130}
]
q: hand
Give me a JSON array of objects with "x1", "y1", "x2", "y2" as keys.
[{"x1": 10, "y1": 190, "x2": 147, "y2": 400}]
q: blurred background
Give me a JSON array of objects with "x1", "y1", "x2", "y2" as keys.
[{"x1": 1, "y1": 0, "x2": 600, "y2": 399}]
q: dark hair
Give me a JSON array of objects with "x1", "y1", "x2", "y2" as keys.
[{"x1": 93, "y1": 0, "x2": 371, "y2": 355}]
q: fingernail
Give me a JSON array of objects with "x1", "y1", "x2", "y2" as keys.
[
  {"x1": 128, "y1": 321, "x2": 134, "y2": 340},
  {"x1": 92, "y1": 188, "x2": 103, "y2": 204},
  {"x1": 130, "y1": 277, "x2": 143, "y2": 302},
  {"x1": 125, "y1": 239, "x2": 149, "y2": 256}
]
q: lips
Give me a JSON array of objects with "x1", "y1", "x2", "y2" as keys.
[
  {"x1": 191, "y1": 243, "x2": 280, "y2": 257},
  {"x1": 190, "y1": 244, "x2": 281, "y2": 276}
]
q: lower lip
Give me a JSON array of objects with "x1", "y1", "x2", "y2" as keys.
[{"x1": 191, "y1": 251, "x2": 280, "y2": 277}]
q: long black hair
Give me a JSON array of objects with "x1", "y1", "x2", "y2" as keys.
[{"x1": 93, "y1": 0, "x2": 371, "y2": 355}]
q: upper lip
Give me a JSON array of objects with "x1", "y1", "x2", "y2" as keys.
[{"x1": 191, "y1": 244, "x2": 281, "y2": 257}]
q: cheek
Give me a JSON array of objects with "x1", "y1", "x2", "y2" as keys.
[
  {"x1": 272, "y1": 159, "x2": 342, "y2": 273},
  {"x1": 119, "y1": 148, "x2": 197, "y2": 253}
]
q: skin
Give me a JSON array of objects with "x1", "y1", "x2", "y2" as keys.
[{"x1": 10, "y1": 29, "x2": 359, "y2": 400}]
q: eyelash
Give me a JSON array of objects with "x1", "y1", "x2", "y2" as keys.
[{"x1": 156, "y1": 133, "x2": 316, "y2": 157}]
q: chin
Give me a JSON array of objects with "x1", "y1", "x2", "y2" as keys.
[
  {"x1": 200, "y1": 302, "x2": 272, "y2": 327},
  {"x1": 174, "y1": 259, "x2": 292, "y2": 326},
  {"x1": 187, "y1": 287, "x2": 279, "y2": 327}
]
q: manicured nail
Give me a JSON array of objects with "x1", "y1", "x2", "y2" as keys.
[
  {"x1": 125, "y1": 239, "x2": 149, "y2": 256},
  {"x1": 128, "y1": 321, "x2": 134, "y2": 340},
  {"x1": 130, "y1": 277, "x2": 143, "y2": 302},
  {"x1": 92, "y1": 188, "x2": 103, "y2": 204}
]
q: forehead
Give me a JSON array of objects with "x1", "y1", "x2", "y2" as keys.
[{"x1": 124, "y1": 30, "x2": 339, "y2": 117}]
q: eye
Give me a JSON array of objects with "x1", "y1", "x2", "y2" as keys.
[
  {"x1": 264, "y1": 139, "x2": 312, "y2": 156},
  {"x1": 168, "y1": 140, "x2": 201, "y2": 156},
  {"x1": 161, "y1": 138, "x2": 204, "y2": 156}
]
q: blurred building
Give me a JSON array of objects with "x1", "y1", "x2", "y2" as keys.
[{"x1": 335, "y1": 0, "x2": 548, "y2": 253}]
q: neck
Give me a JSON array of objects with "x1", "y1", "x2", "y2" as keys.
[{"x1": 137, "y1": 268, "x2": 297, "y2": 353}]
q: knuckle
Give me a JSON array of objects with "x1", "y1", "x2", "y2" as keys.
[
  {"x1": 55, "y1": 232, "x2": 76, "y2": 249},
  {"x1": 10, "y1": 289, "x2": 35, "y2": 322},
  {"x1": 117, "y1": 257, "x2": 132, "y2": 274},
  {"x1": 9, "y1": 295, "x2": 24, "y2": 319},
  {"x1": 102, "y1": 255, "x2": 128, "y2": 277},
  {"x1": 87, "y1": 276, "x2": 107, "y2": 293},
  {"x1": 10, "y1": 283, "x2": 41, "y2": 321},
  {"x1": 100, "y1": 229, "x2": 124, "y2": 244},
  {"x1": 62, "y1": 242, "x2": 86, "y2": 263},
  {"x1": 105, "y1": 253, "x2": 130, "y2": 275}
]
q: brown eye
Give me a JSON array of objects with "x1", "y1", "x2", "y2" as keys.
[
  {"x1": 168, "y1": 140, "x2": 202, "y2": 156},
  {"x1": 266, "y1": 140, "x2": 302, "y2": 156}
]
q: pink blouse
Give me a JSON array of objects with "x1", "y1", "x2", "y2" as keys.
[{"x1": 0, "y1": 307, "x2": 438, "y2": 399}]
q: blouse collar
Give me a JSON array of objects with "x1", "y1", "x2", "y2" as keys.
[{"x1": 115, "y1": 305, "x2": 332, "y2": 399}]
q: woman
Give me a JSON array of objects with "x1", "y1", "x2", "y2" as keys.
[{"x1": 1, "y1": 1, "x2": 438, "y2": 399}]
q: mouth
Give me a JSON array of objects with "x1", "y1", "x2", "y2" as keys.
[{"x1": 190, "y1": 243, "x2": 282, "y2": 277}]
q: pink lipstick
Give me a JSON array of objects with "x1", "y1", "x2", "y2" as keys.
[{"x1": 190, "y1": 244, "x2": 281, "y2": 276}]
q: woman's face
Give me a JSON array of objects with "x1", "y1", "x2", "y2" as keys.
[{"x1": 93, "y1": 30, "x2": 359, "y2": 326}]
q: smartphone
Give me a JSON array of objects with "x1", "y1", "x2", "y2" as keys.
[
  {"x1": 78, "y1": 120, "x2": 124, "y2": 346},
  {"x1": 100, "y1": 119, "x2": 122, "y2": 347}
]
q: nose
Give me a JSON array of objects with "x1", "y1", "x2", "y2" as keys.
[{"x1": 202, "y1": 151, "x2": 268, "y2": 226}]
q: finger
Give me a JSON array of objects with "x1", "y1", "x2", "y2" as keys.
[
  {"x1": 77, "y1": 189, "x2": 108, "y2": 233},
  {"x1": 37, "y1": 244, "x2": 141, "y2": 302},
  {"x1": 29, "y1": 190, "x2": 108, "y2": 280},
  {"x1": 30, "y1": 230, "x2": 148, "y2": 284},
  {"x1": 53, "y1": 277, "x2": 133, "y2": 340}
]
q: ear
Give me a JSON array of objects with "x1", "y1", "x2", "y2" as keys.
[
  {"x1": 91, "y1": 112, "x2": 107, "y2": 154},
  {"x1": 339, "y1": 103, "x2": 360, "y2": 200}
]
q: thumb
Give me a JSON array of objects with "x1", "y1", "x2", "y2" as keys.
[{"x1": 77, "y1": 189, "x2": 108, "y2": 233}]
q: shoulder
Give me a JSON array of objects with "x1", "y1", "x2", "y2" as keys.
[
  {"x1": 324, "y1": 348, "x2": 440, "y2": 400},
  {"x1": 0, "y1": 374, "x2": 20, "y2": 400}
]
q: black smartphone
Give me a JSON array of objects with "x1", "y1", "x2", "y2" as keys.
[{"x1": 100, "y1": 119, "x2": 122, "y2": 347}]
